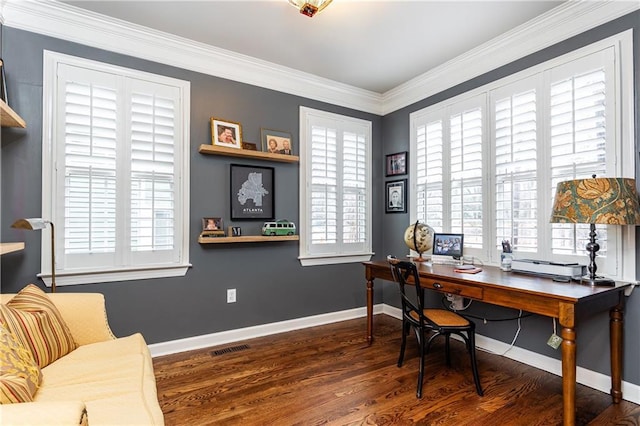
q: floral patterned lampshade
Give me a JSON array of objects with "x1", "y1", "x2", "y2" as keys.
[
  {"x1": 550, "y1": 177, "x2": 640, "y2": 225},
  {"x1": 550, "y1": 176, "x2": 640, "y2": 286}
]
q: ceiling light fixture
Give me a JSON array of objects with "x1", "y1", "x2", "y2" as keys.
[{"x1": 288, "y1": 0, "x2": 333, "y2": 17}]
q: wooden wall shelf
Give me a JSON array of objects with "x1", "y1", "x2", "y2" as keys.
[
  {"x1": 0, "y1": 100, "x2": 26, "y2": 128},
  {"x1": 0, "y1": 242, "x2": 25, "y2": 255},
  {"x1": 199, "y1": 235, "x2": 299, "y2": 244},
  {"x1": 199, "y1": 144, "x2": 299, "y2": 163}
]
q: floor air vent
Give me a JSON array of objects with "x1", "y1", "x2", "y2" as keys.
[{"x1": 212, "y1": 344, "x2": 250, "y2": 356}]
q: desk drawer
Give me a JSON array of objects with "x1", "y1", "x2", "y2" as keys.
[{"x1": 423, "y1": 278, "x2": 483, "y2": 300}]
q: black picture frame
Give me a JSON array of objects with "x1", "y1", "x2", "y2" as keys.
[
  {"x1": 385, "y1": 151, "x2": 408, "y2": 176},
  {"x1": 386, "y1": 179, "x2": 407, "y2": 214},
  {"x1": 230, "y1": 164, "x2": 275, "y2": 220}
]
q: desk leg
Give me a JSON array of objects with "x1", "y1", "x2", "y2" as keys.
[
  {"x1": 610, "y1": 295, "x2": 624, "y2": 403},
  {"x1": 366, "y1": 278, "x2": 374, "y2": 345},
  {"x1": 559, "y1": 303, "x2": 576, "y2": 426}
]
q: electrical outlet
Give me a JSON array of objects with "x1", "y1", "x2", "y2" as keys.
[{"x1": 227, "y1": 288, "x2": 236, "y2": 303}]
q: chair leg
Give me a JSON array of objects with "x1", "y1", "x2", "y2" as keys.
[
  {"x1": 416, "y1": 329, "x2": 425, "y2": 399},
  {"x1": 467, "y1": 331, "x2": 484, "y2": 396},
  {"x1": 445, "y1": 333, "x2": 451, "y2": 367},
  {"x1": 398, "y1": 321, "x2": 409, "y2": 367}
]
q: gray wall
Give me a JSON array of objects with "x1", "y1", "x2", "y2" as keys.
[
  {"x1": 381, "y1": 11, "x2": 640, "y2": 386},
  {"x1": 0, "y1": 27, "x2": 384, "y2": 344}
]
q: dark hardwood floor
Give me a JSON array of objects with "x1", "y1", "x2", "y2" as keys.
[{"x1": 153, "y1": 315, "x2": 639, "y2": 425}]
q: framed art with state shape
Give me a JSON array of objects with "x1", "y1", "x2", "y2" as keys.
[{"x1": 230, "y1": 164, "x2": 275, "y2": 220}]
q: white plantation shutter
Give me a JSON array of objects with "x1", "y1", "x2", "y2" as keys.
[
  {"x1": 45, "y1": 53, "x2": 189, "y2": 285},
  {"x1": 129, "y1": 84, "x2": 178, "y2": 258},
  {"x1": 549, "y1": 58, "x2": 611, "y2": 258},
  {"x1": 450, "y1": 106, "x2": 483, "y2": 248},
  {"x1": 410, "y1": 36, "x2": 631, "y2": 278},
  {"x1": 494, "y1": 87, "x2": 538, "y2": 253},
  {"x1": 413, "y1": 96, "x2": 485, "y2": 254},
  {"x1": 300, "y1": 108, "x2": 372, "y2": 265},
  {"x1": 415, "y1": 120, "x2": 444, "y2": 230},
  {"x1": 310, "y1": 124, "x2": 338, "y2": 245}
]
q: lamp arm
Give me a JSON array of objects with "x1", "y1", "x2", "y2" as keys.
[{"x1": 586, "y1": 223, "x2": 599, "y2": 280}]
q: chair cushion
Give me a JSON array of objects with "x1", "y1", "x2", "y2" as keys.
[
  {"x1": 0, "y1": 325, "x2": 42, "y2": 403},
  {"x1": 0, "y1": 284, "x2": 77, "y2": 368},
  {"x1": 410, "y1": 309, "x2": 470, "y2": 327}
]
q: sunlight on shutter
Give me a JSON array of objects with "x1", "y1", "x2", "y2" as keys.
[
  {"x1": 342, "y1": 131, "x2": 367, "y2": 243},
  {"x1": 495, "y1": 89, "x2": 537, "y2": 253},
  {"x1": 550, "y1": 68, "x2": 607, "y2": 256},
  {"x1": 130, "y1": 92, "x2": 176, "y2": 252},
  {"x1": 64, "y1": 81, "x2": 117, "y2": 254},
  {"x1": 450, "y1": 108, "x2": 483, "y2": 248},
  {"x1": 416, "y1": 121, "x2": 444, "y2": 230},
  {"x1": 311, "y1": 125, "x2": 337, "y2": 244}
]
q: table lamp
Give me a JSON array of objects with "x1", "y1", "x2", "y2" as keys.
[
  {"x1": 11, "y1": 218, "x2": 56, "y2": 293},
  {"x1": 550, "y1": 175, "x2": 640, "y2": 286}
]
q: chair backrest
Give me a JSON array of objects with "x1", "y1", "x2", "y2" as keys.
[{"x1": 387, "y1": 256, "x2": 424, "y2": 316}]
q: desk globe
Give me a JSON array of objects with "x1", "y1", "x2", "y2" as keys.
[{"x1": 404, "y1": 221, "x2": 434, "y2": 262}]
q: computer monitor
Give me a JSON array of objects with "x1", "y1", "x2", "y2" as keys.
[{"x1": 432, "y1": 233, "x2": 464, "y2": 262}]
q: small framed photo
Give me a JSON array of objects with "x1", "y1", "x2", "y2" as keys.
[
  {"x1": 261, "y1": 128, "x2": 293, "y2": 155},
  {"x1": 211, "y1": 117, "x2": 242, "y2": 149},
  {"x1": 386, "y1": 179, "x2": 407, "y2": 214},
  {"x1": 242, "y1": 142, "x2": 257, "y2": 151},
  {"x1": 386, "y1": 151, "x2": 408, "y2": 176},
  {"x1": 230, "y1": 164, "x2": 275, "y2": 220},
  {"x1": 227, "y1": 226, "x2": 242, "y2": 237},
  {"x1": 202, "y1": 217, "x2": 225, "y2": 236}
]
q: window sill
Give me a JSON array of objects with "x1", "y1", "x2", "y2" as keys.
[
  {"x1": 37, "y1": 264, "x2": 192, "y2": 287},
  {"x1": 299, "y1": 253, "x2": 374, "y2": 267}
]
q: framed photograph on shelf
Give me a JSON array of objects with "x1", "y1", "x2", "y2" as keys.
[
  {"x1": 261, "y1": 128, "x2": 293, "y2": 155},
  {"x1": 385, "y1": 151, "x2": 407, "y2": 176},
  {"x1": 230, "y1": 164, "x2": 275, "y2": 220},
  {"x1": 385, "y1": 179, "x2": 407, "y2": 214},
  {"x1": 201, "y1": 217, "x2": 225, "y2": 237},
  {"x1": 211, "y1": 117, "x2": 242, "y2": 149}
]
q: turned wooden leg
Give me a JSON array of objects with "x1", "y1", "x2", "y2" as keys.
[
  {"x1": 559, "y1": 303, "x2": 576, "y2": 426},
  {"x1": 610, "y1": 295, "x2": 624, "y2": 403},
  {"x1": 367, "y1": 278, "x2": 374, "y2": 345}
]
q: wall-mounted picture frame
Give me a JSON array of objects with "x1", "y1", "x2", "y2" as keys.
[
  {"x1": 230, "y1": 164, "x2": 275, "y2": 220},
  {"x1": 386, "y1": 179, "x2": 407, "y2": 214},
  {"x1": 261, "y1": 128, "x2": 293, "y2": 155},
  {"x1": 211, "y1": 117, "x2": 242, "y2": 149},
  {"x1": 386, "y1": 151, "x2": 408, "y2": 176}
]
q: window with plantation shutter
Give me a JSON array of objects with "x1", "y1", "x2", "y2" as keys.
[
  {"x1": 299, "y1": 107, "x2": 372, "y2": 266},
  {"x1": 43, "y1": 52, "x2": 190, "y2": 286},
  {"x1": 410, "y1": 32, "x2": 635, "y2": 281},
  {"x1": 413, "y1": 96, "x2": 485, "y2": 258}
]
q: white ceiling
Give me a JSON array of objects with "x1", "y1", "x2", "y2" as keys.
[{"x1": 62, "y1": 0, "x2": 565, "y2": 94}]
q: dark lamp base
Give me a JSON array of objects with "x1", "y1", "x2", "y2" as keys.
[{"x1": 580, "y1": 275, "x2": 616, "y2": 287}]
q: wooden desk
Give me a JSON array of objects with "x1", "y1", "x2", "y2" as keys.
[{"x1": 363, "y1": 260, "x2": 630, "y2": 426}]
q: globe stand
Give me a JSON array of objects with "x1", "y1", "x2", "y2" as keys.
[{"x1": 410, "y1": 253, "x2": 429, "y2": 262}]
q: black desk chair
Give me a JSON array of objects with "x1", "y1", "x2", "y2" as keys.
[{"x1": 387, "y1": 255, "x2": 483, "y2": 398}]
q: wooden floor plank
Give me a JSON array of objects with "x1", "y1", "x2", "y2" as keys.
[{"x1": 153, "y1": 315, "x2": 638, "y2": 425}]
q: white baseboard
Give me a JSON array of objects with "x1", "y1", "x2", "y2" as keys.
[{"x1": 149, "y1": 303, "x2": 639, "y2": 405}]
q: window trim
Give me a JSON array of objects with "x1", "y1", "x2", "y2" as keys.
[
  {"x1": 41, "y1": 51, "x2": 191, "y2": 286},
  {"x1": 409, "y1": 30, "x2": 635, "y2": 282},
  {"x1": 298, "y1": 107, "x2": 373, "y2": 266}
]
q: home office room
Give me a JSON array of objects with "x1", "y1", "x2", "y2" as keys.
[{"x1": 1, "y1": 1, "x2": 639, "y2": 425}]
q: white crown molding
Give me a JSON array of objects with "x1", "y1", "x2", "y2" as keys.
[
  {"x1": 2, "y1": 1, "x2": 639, "y2": 116},
  {"x1": 1, "y1": 0, "x2": 383, "y2": 115},
  {"x1": 381, "y1": 0, "x2": 640, "y2": 115}
]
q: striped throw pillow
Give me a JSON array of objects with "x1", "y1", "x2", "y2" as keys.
[
  {"x1": 0, "y1": 325, "x2": 42, "y2": 403},
  {"x1": 0, "y1": 284, "x2": 77, "y2": 368}
]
